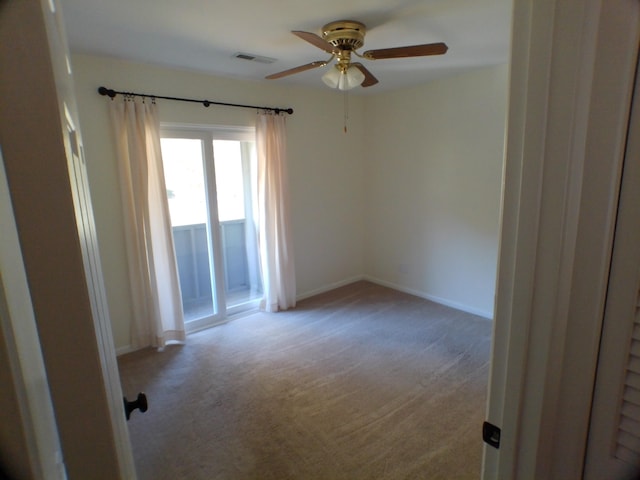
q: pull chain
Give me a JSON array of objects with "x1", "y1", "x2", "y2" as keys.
[{"x1": 343, "y1": 89, "x2": 349, "y2": 133}]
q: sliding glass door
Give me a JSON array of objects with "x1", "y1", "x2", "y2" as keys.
[{"x1": 160, "y1": 126, "x2": 261, "y2": 331}]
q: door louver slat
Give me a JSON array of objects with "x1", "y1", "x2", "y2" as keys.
[
  {"x1": 619, "y1": 415, "x2": 640, "y2": 437},
  {"x1": 625, "y1": 371, "x2": 640, "y2": 390},
  {"x1": 632, "y1": 323, "x2": 640, "y2": 341},
  {"x1": 623, "y1": 385, "x2": 640, "y2": 406},
  {"x1": 616, "y1": 444, "x2": 639, "y2": 465}
]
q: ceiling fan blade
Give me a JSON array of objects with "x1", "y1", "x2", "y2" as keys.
[
  {"x1": 265, "y1": 60, "x2": 328, "y2": 80},
  {"x1": 292, "y1": 31, "x2": 335, "y2": 54},
  {"x1": 363, "y1": 42, "x2": 448, "y2": 60},
  {"x1": 352, "y1": 63, "x2": 379, "y2": 87}
]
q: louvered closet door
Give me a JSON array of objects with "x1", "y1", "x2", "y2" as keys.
[
  {"x1": 584, "y1": 56, "x2": 640, "y2": 479},
  {"x1": 618, "y1": 296, "x2": 640, "y2": 462}
]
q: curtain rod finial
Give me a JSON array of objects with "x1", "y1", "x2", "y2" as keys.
[{"x1": 98, "y1": 86, "x2": 116, "y2": 98}]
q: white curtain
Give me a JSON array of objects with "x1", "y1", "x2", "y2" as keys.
[
  {"x1": 256, "y1": 112, "x2": 296, "y2": 312},
  {"x1": 109, "y1": 97, "x2": 185, "y2": 348}
]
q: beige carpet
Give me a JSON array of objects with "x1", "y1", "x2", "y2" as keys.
[{"x1": 118, "y1": 281, "x2": 492, "y2": 479}]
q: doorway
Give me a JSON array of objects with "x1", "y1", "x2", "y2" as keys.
[
  {"x1": 160, "y1": 126, "x2": 261, "y2": 332},
  {"x1": 482, "y1": 1, "x2": 640, "y2": 478}
]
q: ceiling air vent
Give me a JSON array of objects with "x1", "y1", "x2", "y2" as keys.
[{"x1": 232, "y1": 52, "x2": 277, "y2": 64}]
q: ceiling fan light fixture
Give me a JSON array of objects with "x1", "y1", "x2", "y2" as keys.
[
  {"x1": 321, "y1": 65, "x2": 365, "y2": 91},
  {"x1": 266, "y1": 19, "x2": 447, "y2": 89}
]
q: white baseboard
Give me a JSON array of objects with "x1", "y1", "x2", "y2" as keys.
[
  {"x1": 296, "y1": 275, "x2": 365, "y2": 302},
  {"x1": 363, "y1": 275, "x2": 494, "y2": 320},
  {"x1": 115, "y1": 345, "x2": 137, "y2": 356},
  {"x1": 115, "y1": 340, "x2": 187, "y2": 356}
]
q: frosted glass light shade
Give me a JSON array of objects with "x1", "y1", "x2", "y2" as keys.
[
  {"x1": 342, "y1": 66, "x2": 365, "y2": 90},
  {"x1": 321, "y1": 66, "x2": 341, "y2": 88},
  {"x1": 322, "y1": 65, "x2": 365, "y2": 90}
]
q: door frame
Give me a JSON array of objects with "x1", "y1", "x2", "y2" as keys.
[
  {"x1": 161, "y1": 123, "x2": 260, "y2": 332},
  {"x1": 483, "y1": 0, "x2": 640, "y2": 478},
  {"x1": 0, "y1": 1, "x2": 135, "y2": 478}
]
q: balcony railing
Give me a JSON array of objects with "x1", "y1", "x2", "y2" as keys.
[{"x1": 172, "y1": 220, "x2": 261, "y2": 320}]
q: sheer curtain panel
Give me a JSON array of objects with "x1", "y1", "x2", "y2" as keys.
[
  {"x1": 256, "y1": 112, "x2": 296, "y2": 312},
  {"x1": 109, "y1": 97, "x2": 185, "y2": 348}
]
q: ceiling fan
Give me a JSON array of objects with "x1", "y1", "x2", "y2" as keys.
[{"x1": 265, "y1": 20, "x2": 448, "y2": 90}]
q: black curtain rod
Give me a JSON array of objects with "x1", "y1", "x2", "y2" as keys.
[{"x1": 97, "y1": 86, "x2": 293, "y2": 115}]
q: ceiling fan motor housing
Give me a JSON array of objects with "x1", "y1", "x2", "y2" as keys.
[{"x1": 322, "y1": 20, "x2": 366, "y2": 51}]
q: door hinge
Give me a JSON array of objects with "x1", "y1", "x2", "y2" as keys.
[{"x1": 483, "y1": 421, "x2": 501, "y2": 449}]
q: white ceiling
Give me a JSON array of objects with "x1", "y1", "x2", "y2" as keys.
[{"x1": 59, "y1": 0, "x2": 512, "y2": 94}]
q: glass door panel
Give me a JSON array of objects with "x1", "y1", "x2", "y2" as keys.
[
  {"x1": 160, "y1": 137, "x2": 218, "y2": 322},
  {"x1": 213, "y1": 140, "x2": 262, "y2": 312}
]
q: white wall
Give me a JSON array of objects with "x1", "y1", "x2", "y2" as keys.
[
  {"x1": 363, "y1": 65, "x2": 508, "y2": 318},
  {"x1": 71, "y1": 55, "x2": 366, "y2": 349}
]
